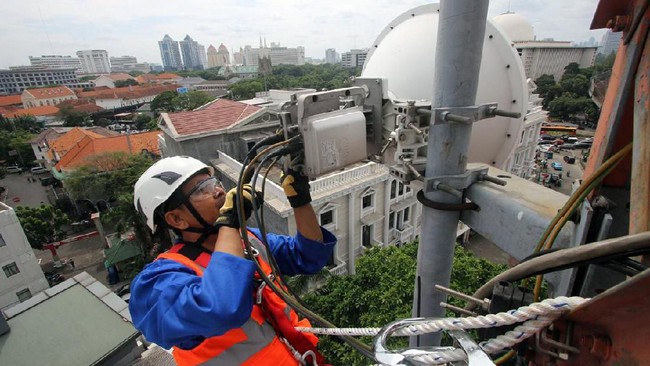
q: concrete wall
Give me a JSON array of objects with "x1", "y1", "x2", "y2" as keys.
[{"x1": 0, "y1": 203, "x2": 49, "y2": 310}]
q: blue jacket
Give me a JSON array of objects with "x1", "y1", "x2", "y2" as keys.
[{"x1": 128, "y1": 228, "x2": 336, "y2": 350}]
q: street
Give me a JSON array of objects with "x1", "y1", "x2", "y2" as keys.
[
  {"x1": 534, "y1": 148, "x2": 587, "y2": 196},
  {"x1": 0, "y1": 172, "x2": 52, "y2": 208}
]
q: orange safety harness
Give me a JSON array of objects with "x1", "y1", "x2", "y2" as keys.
[{"x1": 157, "y1": 230, "x2": 327, "y2": 366}]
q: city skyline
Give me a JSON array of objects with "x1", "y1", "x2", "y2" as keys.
[{"x1": 0, "y1": 0, "x2": 606, "y2": 69}]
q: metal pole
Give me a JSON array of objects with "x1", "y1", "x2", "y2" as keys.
[{"x1": 410, "y1": 0, "x2": 489, "y2": 347}]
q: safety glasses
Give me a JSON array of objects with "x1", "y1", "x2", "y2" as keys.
[{"x1": 185, "y1": 177, "x2": 224, "y2": 203}]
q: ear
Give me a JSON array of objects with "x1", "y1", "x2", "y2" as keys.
[{"x1": 164, "y1": 209, "x2": 189, "y2": 230}]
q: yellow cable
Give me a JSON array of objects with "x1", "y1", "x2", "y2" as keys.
[
  {"x1": 532, "y1": 143, "x2": 632, "y2": 300},
  {"x1": 494, "y1": 349, "x2": 516, "y2": 365}
]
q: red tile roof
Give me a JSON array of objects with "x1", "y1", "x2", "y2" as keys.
[
  {"x1": 3, "y1": 105, "x2": 59, "y2": 118},
  {"x1": 57, "y1": 99, "x2": 104, "y2": 113},
  {"x1": 77, "y1": 84, "x2": 179, "y2": 100},
  {"x1": 48, "y1": 127, "x2": 106, "y2": 160},
  {"x1": 0, "y1": 95, "x2": 22, "y2": 107},
  {"x1": 24, "y1": 86, "x2": 76, "y2": 100},
  {"x1": 165, "y1": 99, "x2": 262, "y2": 136},
  {"x1": 55, "y1": 131, "x2": 161, "y2": 171},
  {"x1": 135, "y1": 73, "x2": 181, "y2": 84},
  {"x1": 101, "y1": 73, "x2": 133, "y2": 81}
]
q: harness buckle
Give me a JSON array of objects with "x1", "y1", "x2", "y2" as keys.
[
  {"x1": 256, "y1": 274, "x2": 274, "y2": 304},
  {"x1": 243, "y1": 247, "x2": 260, "y2": 257}
]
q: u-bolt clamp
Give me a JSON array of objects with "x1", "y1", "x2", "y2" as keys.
[{"x1": 373, "y1": 318, "x2": 495, "y2": 366}]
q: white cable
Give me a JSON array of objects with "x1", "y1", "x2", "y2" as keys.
[{"x1": 297, "y1": 296, "x2": 587, "y2": 337}]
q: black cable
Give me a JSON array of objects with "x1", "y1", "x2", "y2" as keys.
[{"x1": 237, "y1": 141, "x2": 376, "y2": 361}]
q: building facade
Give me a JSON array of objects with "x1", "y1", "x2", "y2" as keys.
[
  {"x1": 0, "y1": 202, "x2": 49, "y2": 311},
  {"x1": 198, "y1": 44, "x2": 208, "y2": 69},
  {"x1": 180, "y1": 35, "x2": 203, "y2": 70},
  {"x1": 506, "y1": 80, "x2": 547, "y2": 179},
  {"x1": 598, "y1": 30, "x2": 622, "y2": 56},
  {"x1": 325, "y1": 48, "x2": 339, "y2": 64},
  {"x1": 29, "y1": 55, "x2": 82, "y2": 72},
  {"x1": 21, "y1": 86, "x2": 77, "y2": 108},
  {"x1": 0, "y1": 68, "x2": 82, "y2": 94},
  {"x1": 516, "y1": 42, "x2": 597, "y2": 81},
  {"x1": 109, "y1": 56, "x2": 151, "y2": 73},
  {"x1": 76, "y1": 50, "x2": 111, "y2": 74},
  {"x1": 243, "y1": 42, "x2": 305, "y2": 66},
  {"x1": 233, "y1": 47, "x2": 245, "y2": 65},
  {"x1": 341, "y1": 49, "x2": 369, "y2": 68},
  {"x1": 158, "y1": 34, "x2": 184, "y2": 71}
]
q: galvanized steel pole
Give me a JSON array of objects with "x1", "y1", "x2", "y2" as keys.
[{"x1": 410, "y1": 0, "x2": 489, "y2": 347}]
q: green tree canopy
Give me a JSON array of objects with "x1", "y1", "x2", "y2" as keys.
[
  {"x1": 114, "y1": 79, "x2": 139, "y2": 88},
  {"x1": 64, "y1": 152, "x2": 157, "y2": 257},
  {"x1": 58, "y1": 105, "x2": 91, "y2": 127},
  {"x1": 150, "y1": 90, "x2": 179, "y2": 113},
  {"x1": 15, "y1": 205, "x2": 71, "y2": 250},
  {"x1": 134, "y1": 114, "x2": 154, "y2": 130},
  {"x1": 172, "y1": 90, "x2": 215, "y2": 111},
  {"x1": 301, "y1": 242, "x2": 507, "y2": 365}
]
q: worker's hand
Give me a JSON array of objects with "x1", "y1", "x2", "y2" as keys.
[
  {"x1": 281, "y1": 168, "x2": 312, "y2": 208},
  {"x1": 215, "y1": 184, "x2": 263, "y2": 229}
]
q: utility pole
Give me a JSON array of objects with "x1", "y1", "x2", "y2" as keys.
[{"x1": 411, "y1": 0, "x2": 489, "y2": 347}]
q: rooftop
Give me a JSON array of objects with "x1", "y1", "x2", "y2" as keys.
[
  {"x1": 0, "y1": 94, "x2": 22, "y2": 107},
  {"x1": 2, "y1": 105, "x2": 59, "y2": 118},
  {"x1": 0, "y1": 272, "x2": 138, "y2": 366},
  {"x1": 162, "y1": 98, "x2": 263, "y2": 138},
  {"x1": 23, "y1": 86, "x2": 76, "y2": 100}
]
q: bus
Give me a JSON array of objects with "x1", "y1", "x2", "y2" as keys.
[{"x1": 540, "y1": 125, "x2": 577, "y2": 137}]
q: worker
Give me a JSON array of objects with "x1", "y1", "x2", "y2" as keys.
[{"x1": 129, "y1": 156, "x2": 335, "y2": 366}]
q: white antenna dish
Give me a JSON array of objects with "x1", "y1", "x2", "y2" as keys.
[{"x1": 362, "y1": 3, "x2": 527, "y2": 169}]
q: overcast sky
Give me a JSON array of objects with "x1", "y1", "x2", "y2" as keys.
[{"x1": 0, "y1": 0, "x2": 606, "y2": 69}]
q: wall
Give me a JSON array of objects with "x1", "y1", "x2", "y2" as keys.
[{"x1": 0, "y1": 203, "x2": 49, "y2": 310}]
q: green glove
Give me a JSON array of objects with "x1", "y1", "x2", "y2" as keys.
[
  {"x1": 215, "y1": 184, "x2": 263, "y2": 228},
  {"x1": 281, "y1": 168, "x2": 312, "y2": 208}
]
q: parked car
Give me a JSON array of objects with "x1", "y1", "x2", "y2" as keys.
[
  {"x1": 5, "y1": 166, "x2": 23, "y2": 174},
  {"x1": 563, "y1": 155, "x2": 576, "y2": 164},
  {"x1": 30, "y1": 166, "x2": 49, "y2": 174},
  {"x1": 551, "y1": 162, "x2": 563, "y2": 171}
]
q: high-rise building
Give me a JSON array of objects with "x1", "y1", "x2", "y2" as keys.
[
  {"x1": 180, "y1": 35, "x2": 203, "y2": 70},
  {"x1": 207, "y1": 45, "x2": 219, "y2": 69},
  {"x1": 598, "y1": 30, "x2": 622, "y2": 56},
  {"x1": 76, "y1": 50, "x2": 111, "y2": 74},
  {"x1": 109, "y1": 56, "x2": 151, "y2": 73},
  {"x1": 341, "y1": 49, "x2": 369, "y2": 68},
  {"x1": 233, "y1": 47, "x2": 244, "y2": 65},
  {"x1": 198, "y1": 44, "x2": 208, "y2": 69},
  {"x1": 29, "y1": 55, "x2": 82, "y2": 72},
  {"x1": 492, "y1": 12, "x2": 597, "y2": 81},
  {"x1": 216, "y1": 44, "x2": 230, "y2": 67},
  {"x1": 242, "y1": 41, "x2": 304, "y2": 66},
  {"x1": 158, "y1": 34, "x2": 184, "y2": 71},
  {"x1": 0, "y1": 68, "x2": 86, "y2": 94},
  {"x1": 325, "y1": 48, "x2": 339, "y2": 64}
]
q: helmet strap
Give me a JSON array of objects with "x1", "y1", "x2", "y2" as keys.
[{"x1": 178, "y1": 201, "x2": 219, "y2": 247}]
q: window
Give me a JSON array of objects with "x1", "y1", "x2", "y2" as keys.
[
  {"x1": 362, "y1": 225, "x2": 373, "y2": 248},
  {"x1": 320, "y1": 210, "x2": 334, "y2": 226},
  {"x1": 398, "y1": 182, "x2": 404, "y2": 195},
  {"x1": 403, "y1": 207, "x2": 410, "y2": 223},
  {"x1": 388, "y1": 211, "x2": 395, "y2": 230},
  {"x1": 362, "y1": 194, "x2": 373, "y2": 209},
  {"x1": 390, "y1": 180, "x2": 397, "y2": 199},
  {"x1": 16, "y1": 288, "x2": 32, "y2": 302},
  {"x1": 0, "y1": 233, "x2": 5, "y2": 247},
  {"x1": 3, "y1": 262, "x2": 20, "y2": 277}
]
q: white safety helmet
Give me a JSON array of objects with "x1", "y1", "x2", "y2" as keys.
[{"x1": 134, "y1": 156, "x2": 214, "y2": 231}]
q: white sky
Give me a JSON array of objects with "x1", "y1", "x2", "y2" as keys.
[{"x1": 0, "y1": 0, "x2": 606, "y2": 69}]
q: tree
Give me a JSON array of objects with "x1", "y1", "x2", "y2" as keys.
[
  {"x1": 172, "y1": 90, "x2": 214, "y2": 111},
  {"x1": 115, "y1": 79, "x2": 139, "y2": 88},
  {"x1": 95, "y1": 117, "x2": 112, "y2": 127},
  {"x1": 534, "y1": 74, "x2": 556, "y2": 98},
  {"x1": 128, "y1": 71, "x2": 145, "y2": 77},
  {"x1": 559, "y1": 74, "x2": 590, "y2": 98},
  {"x1": 301, "y1": 242, "x2": 507, "y2": 365},
  {"x1": 64, "y1": 153, "x2": 157, "y2": 258},
  {"x1": 150, "y1": 90, "x2": 179, "y2": 113},
  {"x1": 58, "y1": 105, "x2": 91, "y2": 127},
  {"x1": 15, "y1": 205, "x2": 71, "y2": 250},
  {"x1": 134, "y1": 114, "x2": 154, "y2": 130},
  {"x1": 562, "y1": 62, "x2": 581, "y2": 79}
]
